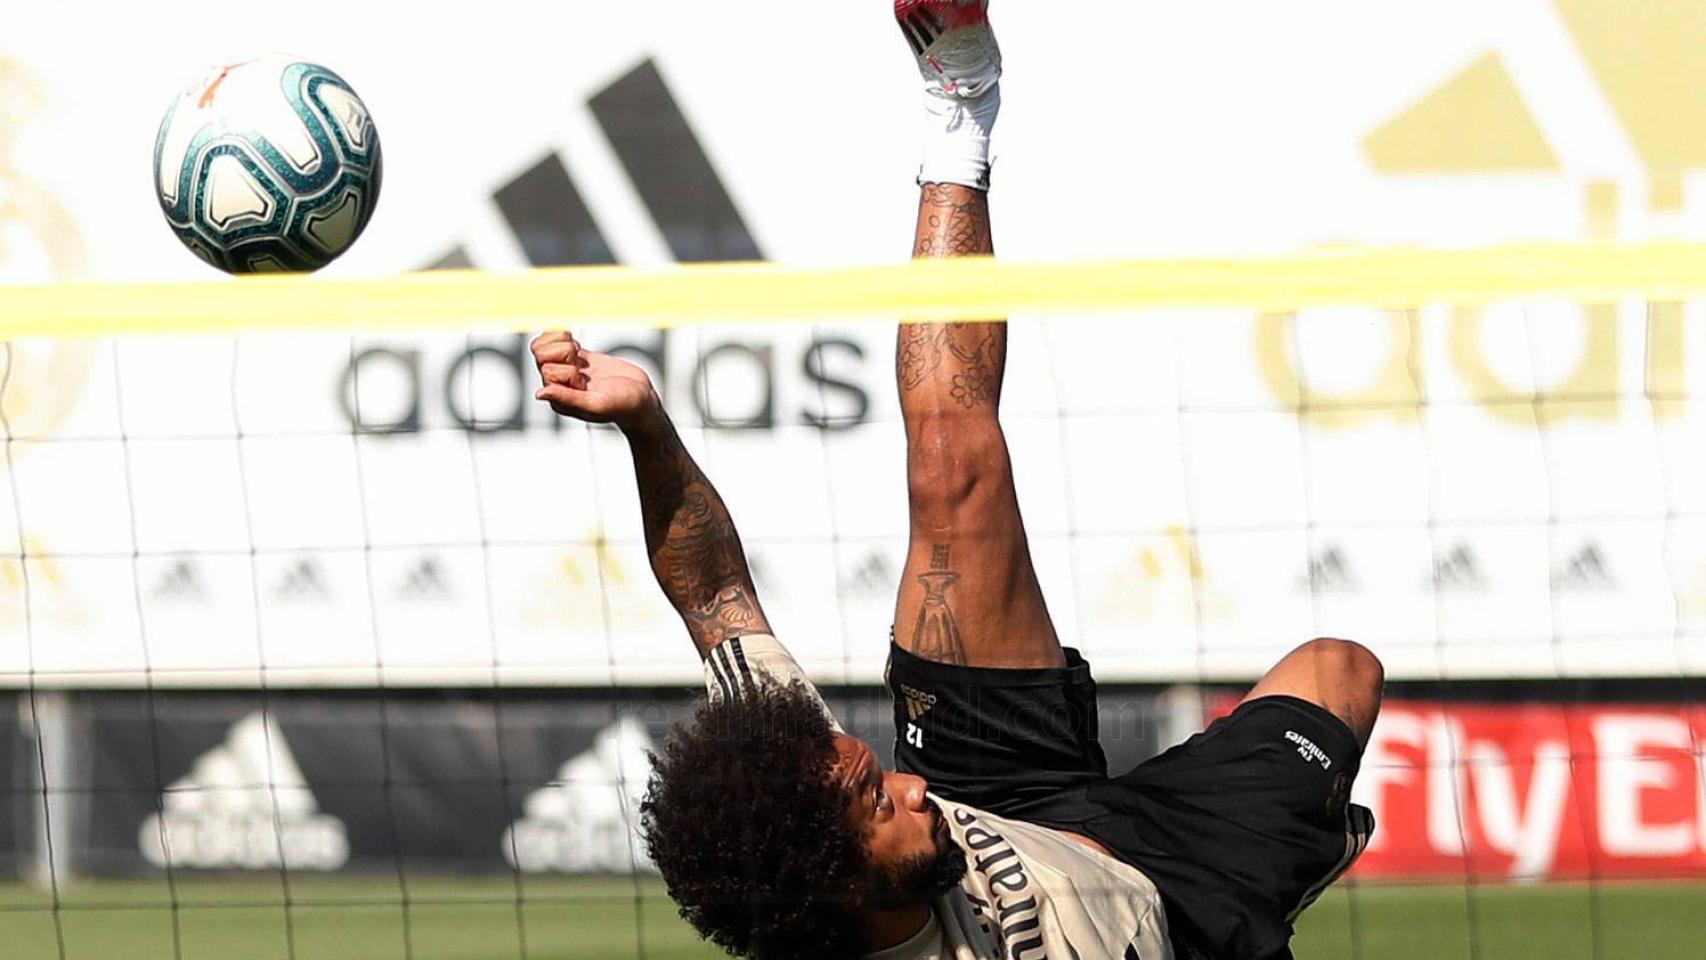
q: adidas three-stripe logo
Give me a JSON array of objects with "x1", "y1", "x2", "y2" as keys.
[
  {"x1": 432, "y1": 59, "x2": 762, "y2": 271},
  {"x1": 707, "y1": 636, "x2": 758, "y2": 702},
  {"x1": 898, "y1": 5, "x2": 949, "y2": 55}
]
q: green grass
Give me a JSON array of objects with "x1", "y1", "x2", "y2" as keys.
[
  {"x1": 1, "y1": 876, "x2": 1701, "y2": 959},
  {"x1": 1292, "y1": 881, "x2": 1706, "y2": 960},
  {"x1": 0, "y1": 876, "x2": 719, "y2": 960}
]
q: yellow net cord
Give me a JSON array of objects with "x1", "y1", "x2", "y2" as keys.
[{"x1": 6, "y1": 240, "x2": 1706, "y2": 338}]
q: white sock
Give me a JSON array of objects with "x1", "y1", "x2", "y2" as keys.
[{"x1": 918, "y1": 81, "x2": 1000, "y2": 192}]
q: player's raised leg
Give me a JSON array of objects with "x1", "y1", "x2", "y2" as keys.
[{"x1": 891, "y1": 0, "x2": 1064, "y2": 670}]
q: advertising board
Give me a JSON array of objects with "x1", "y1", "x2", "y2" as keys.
[
  {"x1": 4, "y1": 3, "x2": 1706, "y2": 684},
  {"x1": 1340, "y1": 700, "x2": 1706, "y2": 880}
]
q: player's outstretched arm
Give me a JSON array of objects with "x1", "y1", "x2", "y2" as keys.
[{"x1": 531, "y1": 331, "x2": 771, "y2": 660}]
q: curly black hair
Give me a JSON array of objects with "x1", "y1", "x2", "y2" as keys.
[{"x1": 641, "y1": 682, "x2": 870, "y2": 960}]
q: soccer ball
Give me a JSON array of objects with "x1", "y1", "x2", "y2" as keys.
[{"x1": 153, "y1": 57, "x2": 382, "y2": 273}]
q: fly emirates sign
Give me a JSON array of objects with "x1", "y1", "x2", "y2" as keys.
[{"x1": 1350, "y1": 702, "x2": 1706, "y2": 880}]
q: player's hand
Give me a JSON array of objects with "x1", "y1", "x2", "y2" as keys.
[{"x1": 531, "y1": 331, "x2": 659, "y2": 428}]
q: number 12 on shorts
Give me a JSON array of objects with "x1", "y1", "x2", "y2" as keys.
[{"x1": 905, "y1": 723, "x2": 925, "y2": 749}]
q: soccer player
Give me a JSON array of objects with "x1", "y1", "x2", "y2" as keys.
[{"x1": 530, "y1": 3, "x2": 1382, "y2": 957}]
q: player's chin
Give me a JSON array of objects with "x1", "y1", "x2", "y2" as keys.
[
  {"x1": 867, "y1": 830, "x2": 966, "y2": 908},
  {"x1": 922, "y1": 807, "x2": 966, "y2": 890},
  {"x1": 925, "y1": 833, "x2": 968, "y2": 897}
]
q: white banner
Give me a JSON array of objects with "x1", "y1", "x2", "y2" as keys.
[
  {"x1": 4, "y1": 2, "x2": 1706, "y2": 684},
  {"x1": 2, "y1": 306, "x2": 1704, "y2": 686}
]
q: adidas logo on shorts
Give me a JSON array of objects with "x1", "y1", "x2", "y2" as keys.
[{"x1": 901, "y1": 683, "x2": 937, "y2": 721}]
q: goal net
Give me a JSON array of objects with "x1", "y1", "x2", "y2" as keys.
[{"x1": 3, "y1": 251, "x2": 1704, "y2": 960}]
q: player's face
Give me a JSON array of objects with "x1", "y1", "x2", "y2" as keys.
[{"x1": 831, "y1": 733, "x2": 965, "y2": 907}]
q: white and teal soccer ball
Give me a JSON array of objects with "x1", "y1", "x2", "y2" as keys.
[{"x1": 153, "y1": 57, "x2": 382, "y2": 273}]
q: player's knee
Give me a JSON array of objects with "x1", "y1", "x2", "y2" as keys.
[
  {"x1": 905, "y1": 417, "x2": 1010, "y2": 517},
  {"x1": 1301, "y1": 637, "x2": 1384, "y2": 695},
  {"x1": 1301, "y1": 638, "x2": 1385, "y2": 739}
]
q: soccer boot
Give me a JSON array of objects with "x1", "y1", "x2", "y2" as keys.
[{"x1": 895, "y1": 0, "x2": 1001, "y2": 100}]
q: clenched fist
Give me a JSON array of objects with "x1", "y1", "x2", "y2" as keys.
[{"x1": 530, "y1": 331, "x2": 660, "y2": 428}]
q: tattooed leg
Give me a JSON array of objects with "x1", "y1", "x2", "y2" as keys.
[
  {"x1": 897, "y1": 185, "x2": 1006, "y2": 413},
  {"x1": 910, "y1": 544, "x2": 969, "y2": 664},
  {"x1": 891, "y1": 183, "x2": 1064, "y2": 669}
]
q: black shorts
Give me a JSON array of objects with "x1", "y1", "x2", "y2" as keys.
[{"x1": 887, "y1": 642, "x2": 1374, "y2": 960}]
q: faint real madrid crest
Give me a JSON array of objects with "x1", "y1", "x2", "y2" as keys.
[
  {"x1": 1, "y1": 55, "x2": 94, "y2": 436},
  {"x1": 1, "y1": 57, "x2": 86, "y2": 283},
  {"x1": 1, "y1": 55, "x2": 97, "y2": 628}
]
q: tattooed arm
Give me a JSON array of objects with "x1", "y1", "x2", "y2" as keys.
[
  {"x1": 623, "y1": 412, "x2": 772, "y2": 658},
  {"x1": 532, "y1": 331, "x2": 770, "y2": 660}
]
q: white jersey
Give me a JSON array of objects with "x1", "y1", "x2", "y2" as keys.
[{"x1": 703, "y1": 635, "x2": 1174, "y2": 960}]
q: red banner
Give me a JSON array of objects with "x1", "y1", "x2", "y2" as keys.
[{"x1": 1264, "y1": 700, "x2": 1706, "y2": 880}]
